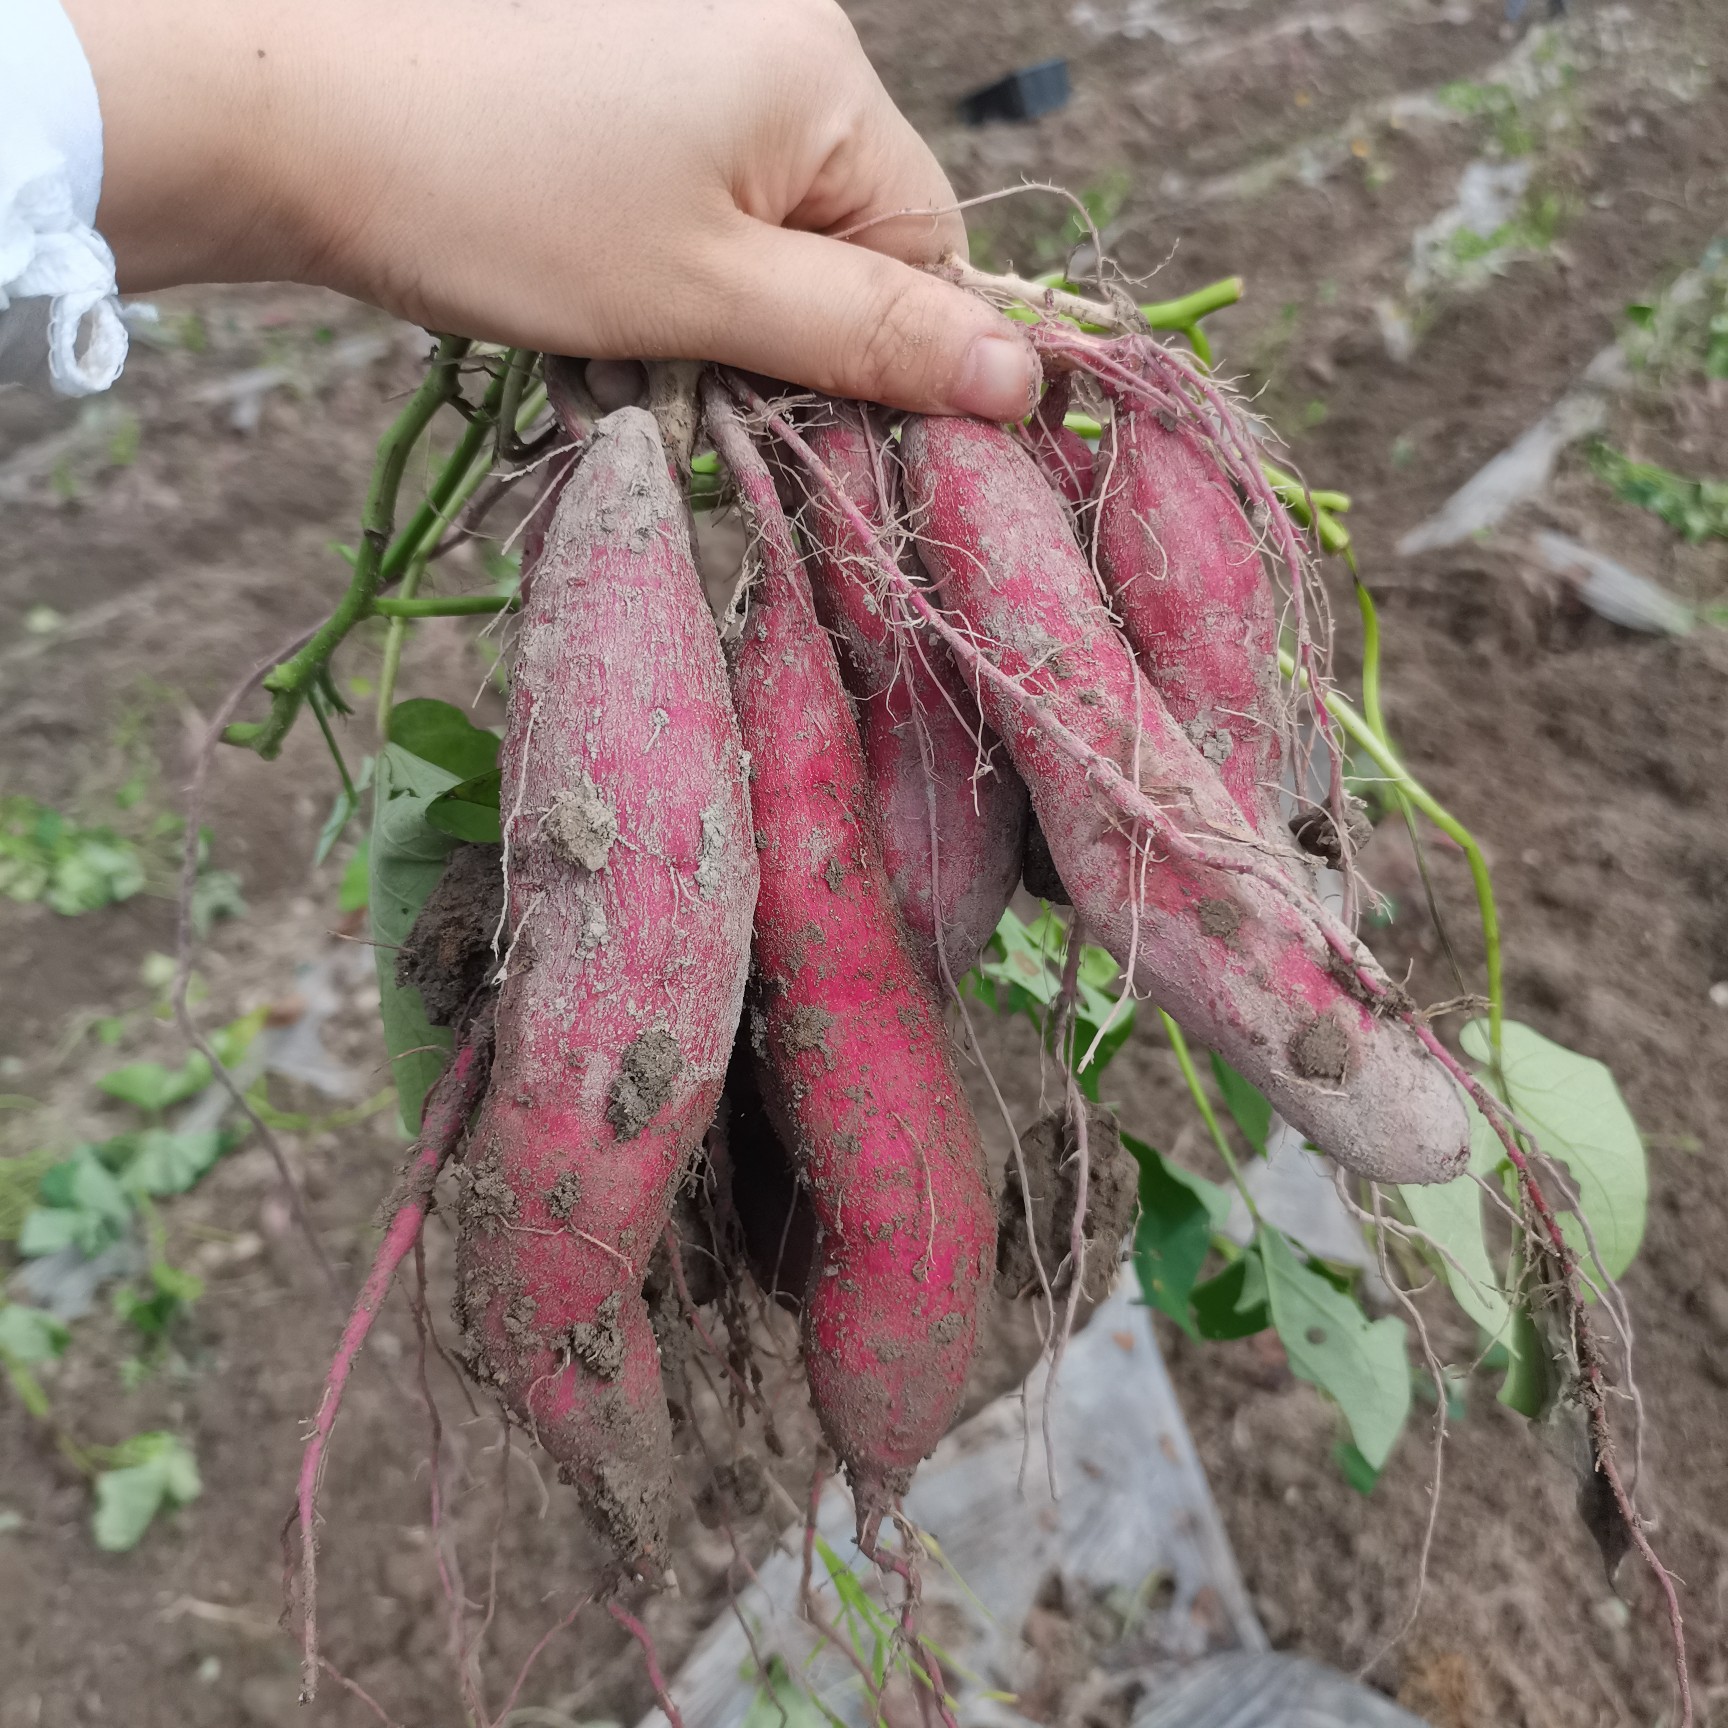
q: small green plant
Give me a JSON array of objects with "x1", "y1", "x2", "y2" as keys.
[
  {"x1": 1621, "y1": 241, "x2": 1728, "y2": 384},
  {"x1": 0, "y1": 797, "x2": 147, "y2": 915},
  {"x1": 1589, "y1": 443, "x2": 1728, "y2": 543},
  {"x1": 1443, "y1": 185, "x2": 1569, "y2": 268},
  {"x1": 1437, "y1": 79, "x2": 1538, "y2": 158},
  {"x1": 0, "y1": 1010, "x2": 276, "y2": 1547},
  {"x1": 0, "y1": 790, "x2": 243, "y2": 929},
  {"x1": 0, "y1": 1300, "x2": 202, "y2": 1550}
]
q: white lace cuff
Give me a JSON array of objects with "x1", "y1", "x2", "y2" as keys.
[{"x1": 0, "y1": 0, "x2": 128, "y2": 395}]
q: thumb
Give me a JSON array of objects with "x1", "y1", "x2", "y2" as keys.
[{"x1": 692, "y1": 219, "x2": 1040, "y2": 420}]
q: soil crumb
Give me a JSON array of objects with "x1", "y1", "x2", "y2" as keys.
[
  {"x1": 695, "y1": 803, "x2": 730, "y2": 900},
  {"x1": 546, "y1": 1169, "x2": 582, "y2": 1219},
  {"x1": 546, "y1": 775, "x2": 619, "y2": 871},
  {"x1": 1289, "y1": 795, "x2": 1373, "y2": 868},
  {"x1": 782, "y1": 1003, "x2": 835, "y2": 1058},
  {"x1": 460, "y1": 1153, "x2": 520, "y2": 1236},
  {"x1": 998, "y1": 1104, "x2": 1138, "y2": 1305},
  {"x1": 569, "y1": 1291, "x2": 627, "y2": 1380},
  {"x1": 1197, "y1": 896, "x2": 1241, "y2": 941},
  {"x1": 1288, "y1": 1014, "x2": 1351, "y2": 1084},
  {"x1": 607, "y1": 1027, "x2": 683, "y2": 1140},
  {"x1": 394, "y1": 842, "x2": 503, "y2": 1028}
]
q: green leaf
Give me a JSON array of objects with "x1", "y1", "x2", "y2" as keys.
[
  {"x1": 47, "y1": 840, "x2": 146, "y2": 915},
  {"x1": 98, "y1": 1057, "x2": 211, "y2": 1115},
  {"x1": 388, "y1": 699, "x2": 500, "y2": 781},
  {"x1": 20, "y1": 1149, "x2": 134, "y2": 1256},
  {"x1": 119, "y1": 1129, "x2": 230, "y2": 1199},
  {"x1": 1461, "y1": 1018, "x2": 1647, "y2": 1278},
  {"x1": 1260, "y1": 1225, "x2": 1411, "y2": 1470},
  {"x1": 314, "y1": 754, "x2": 375, "y2": 867},
  {"x1": 0, "y1": 1302, "x2": 70, "y2": 1365},
  {"x1": 740, "y1": 1659, "x2": 831, "y2": 1728},
  {"x1": 968, "y1": 909, "x2": 1136, "y2": 1096},
  {"x1": 92, "y1": 1433, "x2": 200, "y2": 1551},
  {"x1": 1124, "y1": 1132, "x2": 1229, "y2": 1339},
  {"x1": 1191, "y1": 1250, "x2": 1270, "y2": 1341},
  {"x1": 1496, "y1": 1277, "x2": 1558, "y2": 1419},
  {"x1": 1208, "y1": 1053, "x2": 1271, "y2": 1155},
  {"x1": 339, "y1": 839, "x2": 371, "y2": 913},
  {"x1": 425, "y1": 769, "x2": 504, "y2": 844},
  {"x1": 370, "y1": 745, "x2": 460, "y2": 1130},
  {"x1": 1399, "y1": 1121, "x2": 1513, "y2": 1346},
  {"x1": 115, "y1": 1262, "x2": 204, "y2": 1338},
  {"x1": 1334, "y1": 1440, "x2": 1383, "y2": 1495},
  {"x1": 969, "y1": 908, "x2": 1069, "y2": 1013}
]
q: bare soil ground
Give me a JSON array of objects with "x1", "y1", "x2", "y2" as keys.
[{"x1": 4, "y1": 2, "x2": 1727, "y2": 1725}]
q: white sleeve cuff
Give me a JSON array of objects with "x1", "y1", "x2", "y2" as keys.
[{"x1": 0, "y1": 0, "x2": 128, "y2": 395}]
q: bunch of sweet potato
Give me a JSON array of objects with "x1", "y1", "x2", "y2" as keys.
[{"x1": 426, "y1": 354, "x2": 1468, "y2": 1568}]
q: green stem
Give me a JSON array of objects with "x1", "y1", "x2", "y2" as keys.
[
  {"x1": 375, "y1": 570, "x2": 424, "y2": 739},
  {"x1": 1139, "y1": 276, "x2": 1244, "y2": 330},
  {"x1": 307, "y1": 687, "x2": 356, "y2": 805},
  {"x1": 1160, "y1": 1011, "x2": 1261, "y2": 1224},
  {"x1": 494, "y1": 348, "x2": 535, "y2": 461},
  {"x1": 1262, "y1": 459, "x2": 1352, "y2": 556},
  {"x1": 371, "y1": 595, "x2": 515, "y2": 618},
  {"x1": 224, "y1": 335, "x2": 471, "y2": 757},
  {"x1": 376, "y1": 425, "x2": 504, "y2": 738},
  {"x1": 380, "y1": 353, "x2": 517, "y2": 588},
  {"x1": 1279, "y1": 644, "x2": 1504, "y2": 1055}
]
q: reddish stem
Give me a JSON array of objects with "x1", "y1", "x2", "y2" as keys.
[
  {"x1": 294, "y1": 1021, "x2": 494, "y2": 1702},
  {"x1": 609, "y1": 1601, "x2": 686, "y2": 1728}
]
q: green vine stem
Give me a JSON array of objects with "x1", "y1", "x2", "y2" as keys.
[
  {"x1": 307, "y1": 687, "x2": 357, "y2": 808},
  {"x1": 372, "y1": 595, "x2": 515, "y2": 619},
  {"x1": 1004, "y1": 272, "x2": 1242, "y2": 362},
  {"x1": 494, "y1": 347, "x2": 536, "y2": 462},
  {"x1": 1279, "y1": 639, "x2": 1505, "y2": 1058},
  {"x1": 1160, "y1": 1009, "x2": 1261, "y2": 1224},
  {"x1": 375, "y1": 365, "x2": 520, "y2": 738},
  {"x1": 224, "y1": 336, "x2": 472, "y2": 757},
  {"x1": 1261, "y1": 459, "x2": 1352, "y2": 557}
]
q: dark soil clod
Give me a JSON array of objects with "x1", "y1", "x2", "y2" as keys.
[
  {"x1": 395, "y1": 842, "x2": 504, "y2": 1030},
  {"x1": 998, "y1": 1105, "x2": 1138, "y2": 1305}
]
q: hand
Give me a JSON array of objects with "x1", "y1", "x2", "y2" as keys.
[{"x1": 64, "y1": 0, "x2": 1039, "y2": 420}]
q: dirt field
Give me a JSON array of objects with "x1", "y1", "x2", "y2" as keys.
[{"x1": 3, "y1": 1, "x2": 1726, "y2": 1724}]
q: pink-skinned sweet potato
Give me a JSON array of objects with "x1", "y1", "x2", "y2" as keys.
[
  {"x1": 706, "y1": 383, "x2": 996, "y2": 1537},
  {"x1": 901, "y1": 414, "x2": 1468, "y2": 1185},
  {"x1": 454, "y1": 406, "x2": 757, "y2": 1564},
  {"x1": 1025, "y1": 375, "x2": 1096, "y2": 509},
  {"x1": 1094, "y1": 403, "x2": 1288, "y2": 841},
  {"x1": 798, "y1": 405, "x2": 1027, "y2": 984}
]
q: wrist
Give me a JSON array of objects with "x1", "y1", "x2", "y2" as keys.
[{"x1": 60, "y1": 0, "x2": 347, "y2": 293}]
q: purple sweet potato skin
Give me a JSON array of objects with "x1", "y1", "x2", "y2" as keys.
[
  {"x1": 800, "y1": 406, "x2": 1027, "y2": 985},
  {"x1": 711, "y1": 392, "x2": 996, "y2": 1528},
  {"x1": 902, "y1": 414, "x2": 1468, "y2": 1186},
  {"x1": 1095, "y1": 405, "x2": 1287, "y2": 840},
  {"x1": 455, "y1": 407, "x2": 756, "y2": 1563}
]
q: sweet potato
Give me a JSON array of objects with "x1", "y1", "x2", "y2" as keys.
[
  {"x1": 454, "y1": 406, "x2": 757, "y2": 1564},
  {"x1": 1025, "y1": 375, "x2": 1095, "y2": 509},
  {"x1": 798, "y1": 405, "x2": 1028, "y2": 984},
  {"x1": 1094, "y1": 403, "x2": 1288, "y2": 841},
  {"x1": 706, "y1": 384, "x2": 996, "y2": 1536},
  {"x1": 901, "y1": 414, "x2": 1468, "y2": 1185}
]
